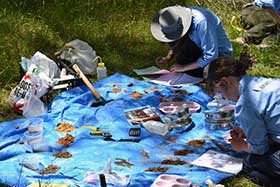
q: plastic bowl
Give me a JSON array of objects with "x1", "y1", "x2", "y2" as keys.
[
  {"x1": 27, "y1": 118, "x2": 43, "y2": 132},
  {"x1": 24, "y1": 131, "x2": 43, "y2": 145}
]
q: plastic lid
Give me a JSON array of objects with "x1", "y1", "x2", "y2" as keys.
[{"x1": 98, "y1": 62, "x2": 105, "y2": 68}]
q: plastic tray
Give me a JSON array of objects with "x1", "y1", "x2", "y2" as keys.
[{"x1": 151, "y1": 174, "x2": 191, "y2": 187}]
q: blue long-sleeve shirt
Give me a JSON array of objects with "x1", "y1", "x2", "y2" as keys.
[
  {"x1": 187, "y1": 6, "x2": 233, "y2": 68},
  {"x1": 254, "y1": 0, "x2": 280, "y2": 14},
  {"x1": 235, "y1": 75, "x2": 280, "y2": 155}
]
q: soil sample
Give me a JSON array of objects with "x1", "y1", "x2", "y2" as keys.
[
  {"x1": 57, "y1": 134, "x2": 75, "y2": 147},
  {"x1": 141, "y1": 149, "x2": 150, "y2": 159},
  {"x1": 145, "y1": 167, "x2": 169, "y2": 172},
  {"x1": 174, "y1": 149, "x2": 195, "y2": 156},
  {"x1": 144, "y1": 87, "x2": 158, "y2": 93},
  {"x1": 160, "y1": 158, "x2": 188, "y2": 165},
  {"x1": 39, "y1": 164, "x2": 60, "y2": 175},
  {"x1": 186, "y1": 139, "x2": 206, "y2": 147},
  {"x1": 161, "y1": 158, "x2": 193, "y2": 167},
  {"x1": 56, "y1": 122, "x2": 77, "y2": 132},
  {"x1": 53, "y1": 151, "x2": 72, "y2": 158},
  {"x1": 165, "y1": 136, "x2": 177, "y2": 144},
  {"x1": 112, "y1": 88, "x2": 124, "y2": 93},
  {"x1": 115, "y1": 159, "x2": 133, "y2": 168},
  {"x1": 129, "y1": 91, "x2": 144, "y2": 99}
]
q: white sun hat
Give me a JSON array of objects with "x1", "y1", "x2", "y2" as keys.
[{"x1": 151, "y1": 5, "x2": 192, "y2": 42}]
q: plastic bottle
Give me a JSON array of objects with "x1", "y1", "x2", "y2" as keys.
[{"x1": 96, "y1": 62, "x2": 107, "y2": 80}]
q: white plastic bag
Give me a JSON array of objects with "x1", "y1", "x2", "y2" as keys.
[
  {"x1": 8, "y1": 64, "x2": 49, "y2": 117},
  {"x1": 84, "y1": 158, "x2": 131, "y2": 186},
  {"x1": 58, "y1": 39, "x2": 98, "y2": 75},
  {"x1": 20, "y1": 51, "x2": 61, "y2": 79}
]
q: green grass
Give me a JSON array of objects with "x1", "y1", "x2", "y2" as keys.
[{"x1": 1, "y1": 0, "x2": 279, "y2": 186}]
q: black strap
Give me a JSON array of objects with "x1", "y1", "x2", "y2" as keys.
[{"x1": 99, "y1": 173, "x2": 107, "y2": 187}]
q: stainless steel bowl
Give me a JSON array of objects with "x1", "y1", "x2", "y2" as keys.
[
  {"x1": 164, "y1": 113, "x2": 193, "y2": 133},
  {"x1": 204, "y1": 109, "x2": 234, "y2": 120},
  {"x1": 205, "y1": 118, "x2": 235, "y2": 130},
  {"x1": 204, "y1": 104, "x2": 235, "y2": 130}
]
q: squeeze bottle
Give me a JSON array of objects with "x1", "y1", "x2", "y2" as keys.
[{"x1": 97, "y1": 62, "x2": 107, "y2": 80}]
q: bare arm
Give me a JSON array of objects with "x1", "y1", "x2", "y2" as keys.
[
  {"x1": 170, "y1": 61, "x2": 200, "y2": 72},
  {"x1": 156, "y1": 49, "x2": 174, "y2": 65},
  {"x1": 229, "y1": 126, "x2": 250, "y2": 152},
  {"x1": 230, "y1": 137, "x2": 250, "y2": 152}
]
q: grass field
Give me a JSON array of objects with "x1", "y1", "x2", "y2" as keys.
[{"x1": 1, "y1": 0, "x2": 279, "y2": 186}]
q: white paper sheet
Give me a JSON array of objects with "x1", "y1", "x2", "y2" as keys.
[
  {"x1": 149, "y1": 72, "x2": 203, "y2": 86},
  {"x1": 191, "y1": 150, "x2": 243, "y2": 174}
]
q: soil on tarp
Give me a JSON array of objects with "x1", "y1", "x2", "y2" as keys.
[
  {"x1": 160, "y1": 158, "x2": 190, "y2": 165},
  {"x1": 186, "y1": 139, "x2": 206, "y2": 147},
  {"x1": 115, "y1": 159, "x2": 133, "y2": 168},
  {"x1": 57, "y1": 134, "x2": 75, "y2": 147},
  {"x1": 56, "y1": 122, "x2": 77, "y2": 132},
  {"x1": 112, "y1": 88, "x2": 126, "y2": 93},
  {"x1": 174, "y1": 149, "x2": 195, "y2": 156},
  {"x1": 160, "y1": 159, "x2": 192, "y2": 166},
  {"x1": 39, "y1": 164, "x2": 60, "y2": 175},
  {"x1": 144, "y1": 87, "x2": 158, "y2": 93},
  {"x1": 129, "y1": 91, "x2": 144, "y2": 99},
  {"x1": 53, "y1": 151, "x2": 72, "y2": 158},
  {"x1": 165, "y1": 136, "x2": 177, "y2": 144},
  {"x1": 141, "y1": 149, "x2": 150, "y2": 159},
  {"x1": 145, "y1": 166, "x2": 169, "y2": 172}
]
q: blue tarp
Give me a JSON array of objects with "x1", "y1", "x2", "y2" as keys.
[{"x1": 0, "y1": 73, "x2": 242, "y2": 187}]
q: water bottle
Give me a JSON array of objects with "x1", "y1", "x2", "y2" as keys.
[{"x1": 97, "y1": 62, "x2": 107, "y2": 80}]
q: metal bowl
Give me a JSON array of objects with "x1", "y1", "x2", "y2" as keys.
[
  {"x1": 204, "y1": 110, "x2": 234, "y2": 120},
  {"x1": 171, "y1": 118, "x2": 194, "y2": 133},
  {"x1": 164, "y1": 114, "x2": 193, "y2": 133},
  {"x1": 205, "y1": 118, "x2": 235, "y2": 130},
  {"x1": 204, "y1": 104, "x2": 235, "y2": 121}
]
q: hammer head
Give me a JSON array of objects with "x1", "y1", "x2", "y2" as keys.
[{"x1": 90, "y1": 97, "x2": 113, "y2": 107}]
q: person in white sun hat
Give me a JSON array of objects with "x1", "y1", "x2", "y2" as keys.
[{"x1": 151, "y1": 5, "x2": 233, "y2": 78}]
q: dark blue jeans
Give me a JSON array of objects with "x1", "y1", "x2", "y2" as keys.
[{"x1": 243, "y1": 145, "x2": 280, "y2": 187}]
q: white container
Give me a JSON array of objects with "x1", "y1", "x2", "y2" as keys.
[
  {"x1": 96, "y1": 62, "x2": 107, "y2": 80},
  {"x1": 27, "y1": 118, "x2": 43, "y2": 132},
  {"x1": 141, "y1": 120, "x2": 169, "y2": 136},
  {"x1": 24, "y1": 131, "x2": 43, "y2": 145}
]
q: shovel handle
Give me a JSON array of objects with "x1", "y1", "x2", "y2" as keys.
[{"x1": 72, "y1": 64, "x2": 101, "y2": 99}]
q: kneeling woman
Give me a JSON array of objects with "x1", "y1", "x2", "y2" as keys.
[{"x1": 205, "y1": 55, "x2": 280, "y2": 187}]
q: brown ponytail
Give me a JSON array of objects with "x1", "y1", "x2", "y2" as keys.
[
  {"x1": 206, "y1": 53, "x2": 255, "y2": 81},
  {"x1": 205, "y1": 53, "x2": 256, "y2": 95}
]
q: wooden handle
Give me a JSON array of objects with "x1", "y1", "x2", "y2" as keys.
[{"x1": 72, "y1": 64, "x2": 101, "y2": 99}]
